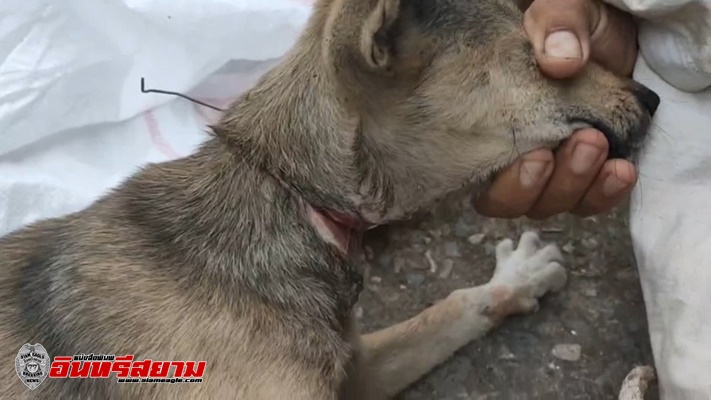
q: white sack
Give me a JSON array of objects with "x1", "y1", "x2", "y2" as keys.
[{"x1": 0, "y1": 0, "x2": 313, "y2": 235}]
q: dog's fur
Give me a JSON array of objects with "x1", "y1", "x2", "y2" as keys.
[{"x1": 0, "y1": 0, "x2": 657, "y2": 398}]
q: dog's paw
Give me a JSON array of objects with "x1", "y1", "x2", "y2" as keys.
[{"x1": 486, "y1": 231, "x2": 567, "y2": 315}]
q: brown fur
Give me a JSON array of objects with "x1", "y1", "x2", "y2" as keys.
[{"x1": 0, "y1": 0, "x2": 656, "y2": 398}]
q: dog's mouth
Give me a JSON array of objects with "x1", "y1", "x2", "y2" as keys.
[
  {"x1": 567, "y1": 84, "x2": 657, "y2": 161},
  {"x1": 569, "y1": 118, "x2": 648, "y2": 161},
  {"x1": 581, "y1": 119, "x2": 632, "y2": 160}
]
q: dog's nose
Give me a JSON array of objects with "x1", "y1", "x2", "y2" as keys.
[{"x1": 631, "y1": 83, "x2": 660, "y2": 117}]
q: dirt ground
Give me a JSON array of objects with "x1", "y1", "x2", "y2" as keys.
[{"x1": 356, "y1": 189, "x2": 657, "y2": 400}]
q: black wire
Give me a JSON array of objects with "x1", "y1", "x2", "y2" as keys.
[{"x1": 140, "y1": 78, "x2": 225, "y2": 112}]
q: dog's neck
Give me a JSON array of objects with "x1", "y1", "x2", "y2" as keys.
[
  {"x1": 211, "y1": 19, "x2": 384, "y2": 252},
  {"x1": 212, "y1": 15, "x2": 428, "y2": 227},
  {"x1": 122, "y1": 140, "x2": 363, "y2": 320}
]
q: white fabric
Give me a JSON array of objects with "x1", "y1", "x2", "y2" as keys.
[
  {"x1": 631, "y1": 57, "x2": 711, "y2": 399},
  {"x1": 605, "y1": 0, "x2": 711, "y2": 397},
  {"x1": 606, "y1": 0, "x2": 711, "y2": 92},
  {"x1": 0, "y1": 0, "x2": 309, "y2": 235}
]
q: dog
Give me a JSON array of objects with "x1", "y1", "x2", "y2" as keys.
[{"x1": 0, "y1": 0, "x2": 659, "y2": 398}]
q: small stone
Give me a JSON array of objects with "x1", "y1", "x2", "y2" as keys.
[
  {"x1": 370, "y1": 276, "x2": 382, "y2": 283},
  {"x1": 562, "y1": 241, "x2": 575, "y2": 254},
  {"x1": 552, "y1": 344, "x2": 581, "y2": 361},
  {"x1": 393, "y1": 258, "x2": 406, "y2": 273},
  {"x1": 498, "y1": 345, "x2": 516, "y2": 361},
  {"x1": 584, "y1": 288, "x2": 598, "y2": 297},
  {"x1": 468, "y1": 233, "x2": 486, "y2": 245},
  {"x1": 439, "y1": 259, "x2": 454, "y2": 279},
  {"x1": 406, "y1": 272, "x2": 425, "y2": 286},
  {"x1": 399, "y1": 284, "x2": 406, "y2": 290},
  {"x1": 444, "y1": 242, "x2": 461, "y2": 257},
  {"x1": 354, "y1": 306, "x2": 364, "y2": 319},
  {"x1": 581, "y1": 238, "x2": 599, "y2": 250},
  {"x1": 425, "y1": 250, "x2": 438, "y2": 273}
]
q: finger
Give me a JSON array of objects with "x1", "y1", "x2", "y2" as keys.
[
  {"x1": 572, "y1": 159, "x2": 637, "y2": 216},
  {"x1": 473, "y1": 150, "x2": 554, "y2": 218},
  {"x1": 526, "y1": 129, "x2": 608, "y2": 219},
  {"x1": 523, "y1": 0, "x2": 599, "y2": 79},
  {"x1": 589, "y1": 2, "x2": 638, "y2": 76}
]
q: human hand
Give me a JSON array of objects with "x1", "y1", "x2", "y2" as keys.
[{"x1": 473, "y1": 0, "x2": 639, "y2": 219}]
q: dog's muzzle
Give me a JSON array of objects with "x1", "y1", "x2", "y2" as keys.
[{"x1": 631, "y1": 82, "x2": 660, "y2": 118}]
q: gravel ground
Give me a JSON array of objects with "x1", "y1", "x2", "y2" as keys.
[{"x1": 356, "y1": 189, "x2": 656, "y2": 400}]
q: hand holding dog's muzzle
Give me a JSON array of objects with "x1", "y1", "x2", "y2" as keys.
[{"x1": 473, "y1": 0, "x2": 640, "y2": 219}]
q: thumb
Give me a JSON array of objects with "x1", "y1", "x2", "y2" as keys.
[{"x1": 523, "y1": 0, "x2": 600, "y2": 79}]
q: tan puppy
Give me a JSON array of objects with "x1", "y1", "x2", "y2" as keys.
[{"x1": 0, "y1": 0, "x2": 658, "y2": 398}]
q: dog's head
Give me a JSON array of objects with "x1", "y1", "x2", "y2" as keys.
[{"x1": 217, "y1": 0, "x2": 657, "y2": 228}]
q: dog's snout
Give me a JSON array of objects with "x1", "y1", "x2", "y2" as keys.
[{"x1": 631, "y1": 83, "x2": 660, "y2": 117}]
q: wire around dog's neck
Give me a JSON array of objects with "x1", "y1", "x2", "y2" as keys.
[
  {"x1": 140, "y1": 78, "x2": 225, "y2": 112},
  {"x1": 139, "y1": 77, "x2": 375, "y2": 256}
]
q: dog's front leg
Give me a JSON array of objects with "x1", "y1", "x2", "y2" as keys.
[{"x1": 358, "y1": 231, "x2": 568, "y2": 399}]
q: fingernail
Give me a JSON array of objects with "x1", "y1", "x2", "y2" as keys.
[
  {"x1": 519, "y1": 161, "x2": 549, "y2": 188},
  {"x1": 571, "y1": 143, "x2": 601, "y2": 174},
  {"x1": 544, "y1": 30, "x2": 582, "y2": 59},
  {"x1": 602, "y1": 174, "x2": 629, "y2": 197}
]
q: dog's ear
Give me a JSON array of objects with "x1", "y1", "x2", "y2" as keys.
[{"x1": 360, "y1": 0, "x2": 402, "y2": 69}]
